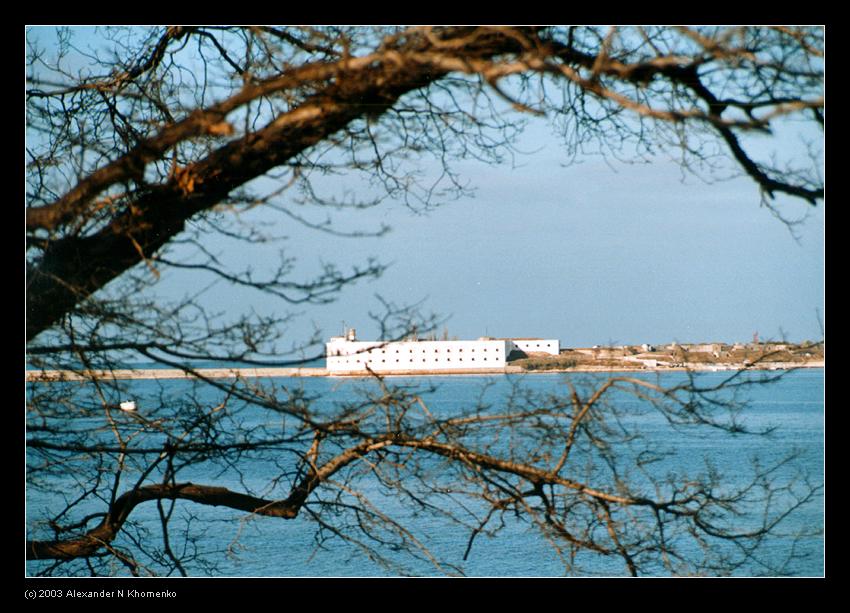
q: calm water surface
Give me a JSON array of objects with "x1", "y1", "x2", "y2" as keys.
[{"x1": 26, "y1": 369, "x2": 824, "y2": 577}]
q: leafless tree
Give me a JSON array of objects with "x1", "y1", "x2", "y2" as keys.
[{"x1": 26, "y1": 26, "x2": 823, "y2": 577}]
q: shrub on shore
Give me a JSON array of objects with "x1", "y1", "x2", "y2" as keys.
[{"x1": 515, "y1": 357, "x2": 578, "y2": 371}]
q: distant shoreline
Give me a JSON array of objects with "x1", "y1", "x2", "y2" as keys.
[{"x1": 25, "y1": 362, "x2": 824, "y2": 381}]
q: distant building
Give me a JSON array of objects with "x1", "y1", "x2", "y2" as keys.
[
  {"x1": 507, "y1": 338, "x2": 560, "y2": 356},
  {"x1": 763, "y1": 343, "x2": 792, "y2": 352},
  {"x1": 326, "y1": 330, "x2": 559, "y2": 373},
  {"x1": 688, "y1": 343, "x2": 724, "y2": 354}
]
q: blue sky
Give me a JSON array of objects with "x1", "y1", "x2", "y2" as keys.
[
  {"x1": 28, "y1": 27, "x2": 825, "y2": 350},
  {"x1": 166, "y1": 116, "x2": 823, "y2": 349}
]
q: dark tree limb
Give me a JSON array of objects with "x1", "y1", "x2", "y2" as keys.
[{"x1": 27, "y1": 482, "x2": 302, "y2": 560}]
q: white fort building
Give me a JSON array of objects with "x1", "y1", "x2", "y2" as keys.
[{"x1": 326, "y1": 328, "x2": 560, "y2": 373}]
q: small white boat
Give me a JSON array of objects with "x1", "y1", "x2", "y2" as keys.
[{"x1": 119, "y1": 400, "x2": 137, "y2": 412}]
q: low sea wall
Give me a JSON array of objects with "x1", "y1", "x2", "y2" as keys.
[
  {"x1": 25, "y1": 361, "x2": 824, "y2": 382},
  {"x1": 25, "y1": 367, "x2": 330, "y2": 381}
]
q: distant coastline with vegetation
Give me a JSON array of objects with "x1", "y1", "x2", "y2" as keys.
[
  {"x1": 26, "y1": 341, "x2": 824, "y2": 381},
  {"x1": 510, "y1": 340, "x2": 825, "y2": 373}
]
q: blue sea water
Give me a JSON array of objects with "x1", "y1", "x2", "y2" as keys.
[{"x1": 26, "y1": 369, "x2": 824, "y2": 577}]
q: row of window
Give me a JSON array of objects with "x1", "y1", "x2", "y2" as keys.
[
  {"x1": 333, "y1": 346, "x2": 501, "y2": 357},
  {"x1": 331, "y1": 356, "x2": 499, "y2": 364}
]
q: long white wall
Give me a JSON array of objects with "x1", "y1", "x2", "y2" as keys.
[
  {"x1": 326, "y1": 339, "x2": 509, "y2": 372},
  {"x1": 509, "y1": 339, "x2": 560, "y2": 356}
]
